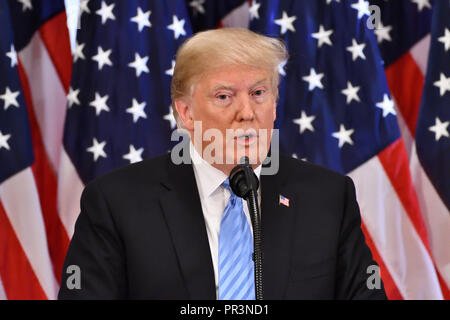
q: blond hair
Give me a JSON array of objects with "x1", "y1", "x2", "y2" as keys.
[{"x1": 170, "y1": 28, "x2": 288, "y2": 126}]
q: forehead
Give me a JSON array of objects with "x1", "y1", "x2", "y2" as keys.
[{"x1": 197, "y1": 65, "x2": 271, "y2": 90}]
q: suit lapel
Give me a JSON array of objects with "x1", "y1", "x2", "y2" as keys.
[
  {"x1": 260, "y1": 156, "x2": 297, "y2": 299},
  {"x1": 158, "y1": 152, "x2": 296, "y2": 300},
  {"x1": 159, "y1": 156, "x2": 216, "y2": 299}
]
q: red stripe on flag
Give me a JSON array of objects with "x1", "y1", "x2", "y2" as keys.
[
  {"x1": 385, "y1": 52, "x2": 424, "y2": 137},
  {"x1": 361, "y1": 221, "x2": 403, "y2": 300},
  {"x1": 0, "y1": 200, "x2": 48, "y2": 299},
  {"x1": 437, "y1": 270, "x2": 450, "y2": 300},
  {"x1": 17, "y1": 61, "x2": 70, "y2": 284},
  {"x1": 377, "y1": 139, "x2": 431, "y2": 253},
  {"x1": 39, "y1": 11, "x2": 72, "y2": 92},
  {"x1": 378, "y1": 139, "x2": 450, "y2": 297}
]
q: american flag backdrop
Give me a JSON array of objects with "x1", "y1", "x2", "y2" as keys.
[
  {"x1": 0, "y1": 0, "x2": 72, "y2": 299},
  {"x1": 372, "y1": 0, "x2": 450, "y2": 299},
  {"x1": 0, "y1": 0, "x2": 448, "y2": 299},
  {"x1": 249, "y1": 0, "x2": 450, "y2": 299}
]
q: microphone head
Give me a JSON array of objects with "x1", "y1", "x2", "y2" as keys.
[
  {"x1": 240, "y1": 156, "x2": 250, "y2": 165},
  {"x1": 229, "y1": 157, "x2": 259, "y2": 199}
]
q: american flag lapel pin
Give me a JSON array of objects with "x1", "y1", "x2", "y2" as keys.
[{"x1": 279, "y1": 194, "x2": 290, "y2": 207}]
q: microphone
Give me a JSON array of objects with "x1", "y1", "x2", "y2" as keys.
[
  {"x1": 229, "y1": 157, "x2": 263, "y2": 300},
  {"x1": 229, "y1": 157, "x2": 259, "y2": 199}
]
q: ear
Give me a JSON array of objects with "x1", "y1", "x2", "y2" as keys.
[{"x1": 174, "y1": 98, "x2": 194, "y2": 131}]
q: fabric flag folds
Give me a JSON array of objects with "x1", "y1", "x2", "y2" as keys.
[
  {"x1": 186, "y1": 0, "x2": 246, "y2": 31},
  {"x1": 249, "y1": 0, "x2": 448, "y2": 299},
  {"x1": 63, "y1": 0, "x2": 192, "y2": 188},
  {"x1": 372, "y1": 0, "x2": 450, "y2": 299},
  {"x1": 1, "y1": 0, "x2": 448, "y2": 300},
  {"x1": 416, "y1": 0, "x2": 450, "y2": 205},
  {"x1": 0, "y1": 0, "x2": 247, "y2": 300},
  {"x1": 0, "y1": 0, "x2": 72, "y2": 299}
]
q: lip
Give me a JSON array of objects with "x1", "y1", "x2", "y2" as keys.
[{"x1": 234, "y1": 134, "x2": 258, "y2": 146}]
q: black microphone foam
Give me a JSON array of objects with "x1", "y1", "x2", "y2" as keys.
[{"x1": 229, "y1": 157, "x2": 259, "y2": 199}]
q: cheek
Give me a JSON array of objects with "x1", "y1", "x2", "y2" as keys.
[
  {"x1": 200, "y1": 109, "x2": 234, "y2": 137},
  {"x1": 207, "y1": 107, "x2": 235, "y2": 125},
  {"x1": 257, "y1": 103, "x2": 277, "y2": 123}
]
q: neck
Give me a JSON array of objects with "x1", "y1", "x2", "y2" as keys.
[{"x1": 210, "y1": 162, "x2": 260, "y2": 177}]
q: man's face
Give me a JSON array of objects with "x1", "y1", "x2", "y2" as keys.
[{"x1": 176, "y1": 64, "x2": 277, "y2": 174}]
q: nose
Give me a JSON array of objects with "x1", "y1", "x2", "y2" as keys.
[{"x1": 236, "y1": 94, "x2": 255, "y2": 122}]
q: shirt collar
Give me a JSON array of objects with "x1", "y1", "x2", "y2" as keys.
[{"x1": 189, "y1": 140, "x2": 262, "y2": 199}]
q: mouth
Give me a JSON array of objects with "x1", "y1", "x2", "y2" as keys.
[{"x1": 234, "y1": 132, "x2": 258, "y2": 146}]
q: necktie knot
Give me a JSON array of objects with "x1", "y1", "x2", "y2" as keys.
[
  {"x1": 221, "y1": 178, "x2": 231, "y2": 191},
  {"x1": 222, "y1": 179, "x2": 235, "y2": 205},
  {"x1": 221, "y1": 178, "x2": 235, "y2": 195},
  {"x1": 222, "y1": 178, "x2": 239, "y2": 205}
]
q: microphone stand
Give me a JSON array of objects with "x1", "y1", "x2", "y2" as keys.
[
  {"x1": 247, "y1": 185, "x2": 263, "y2": 300},
  {"x1": 229, "y1": 157, "x2": 263, "y2": 300}
]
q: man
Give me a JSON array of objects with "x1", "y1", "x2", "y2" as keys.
[{"x1": 58, "y1": 28, "x2": 387, "y2": 299}]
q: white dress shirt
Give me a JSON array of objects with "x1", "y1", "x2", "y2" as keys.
[{"x1": 189, "y1": 142, "x2": 261, "y2": 298}]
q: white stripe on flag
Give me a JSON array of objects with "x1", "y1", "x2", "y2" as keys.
[
  {"x1": 392, "y1": 97, "x2": 415, "y2": 159},
  {"x1": 397, "y1": 45, "x2": 450, "y2": 289},
  {"x1": 0, "y1": 275, "x2": 6, "y2": 300},
  {"x1": 394, "y1": 105, "x2": 450, "y2": 288},
  {"x1": 222, "y1": 1, "x2": 250, "y2": 28},
  {"x1": 410, "y1": 34, "x2": 431, "y2": 75},
  {"x1": 0, "y1": 168, "x2": 58, "y2": 299},
  {"x1": 57, "y1": 148, "x2": 85, "y2": 238},
  {"x1": 349, "y1": 157, "x2": 443, "y2": 299},
  {"x1": 18, "y1": 32, "x2": 68, "y2": 173},
  {"x1": 410, "y1": 143, "x2": 450, "y2": 286}
]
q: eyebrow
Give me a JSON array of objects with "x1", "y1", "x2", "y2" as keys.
[
  {"x1": 249, "y1": 79, "x2": 270, "y2": 90},
  {"x1": 212, "y1": 84, "x2": 236, "y2": 92},
  {"x1": 212, "y1": 79, "x2": 269, "y2": 92}
]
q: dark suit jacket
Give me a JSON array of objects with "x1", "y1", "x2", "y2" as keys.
[{"x1": 58, "y1": 152, "x2": 387, "y2": 300}]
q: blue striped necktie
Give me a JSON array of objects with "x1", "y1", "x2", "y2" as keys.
[{"x1": 218, "y1": 178, "x2": 255, "y2": 300}]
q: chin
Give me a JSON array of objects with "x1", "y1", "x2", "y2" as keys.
[{"x1": 225, "y1": 145, "x2": 262, "y2": 166}]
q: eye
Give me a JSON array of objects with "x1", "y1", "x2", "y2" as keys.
[
  {"x1": 252, "y1": 89, "x2": 266, "y2": 97},
  {"x1": 217, "y1": 94, "x2": 229, "y2": 100},
  {"x1": 214, "y1": 92, "x2": 232, "y2": 105}
]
